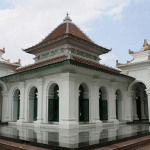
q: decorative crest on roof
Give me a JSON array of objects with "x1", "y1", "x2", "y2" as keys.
[
  {"x1": 13, "y1": 59, "x2": 21, "y2": 65},
  {"x1": 116, "y1": 60, "x2": 124, "y2": 66},
  {"x1": 129, "y1": 49, "x2": 134, "y2": 54},
  {"x1": 143, "y1": 39, "x2": 148, "y2": 47},
  {"x1": 63, "y1": 12, "x2": 72, "y2": 23},
  {"x1": 140, "y1": 39, "x2": 150, "y2": 51},
  {"x1": 0, "y1": 48, "x2": 5, "y2": 53}
]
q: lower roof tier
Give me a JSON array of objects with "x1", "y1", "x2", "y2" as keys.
[{"x1": 0, "y1": 55, "x2": 135, "y2": 82}]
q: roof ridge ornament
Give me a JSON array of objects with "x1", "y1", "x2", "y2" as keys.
[
  {"x1": 66, "y1": 22, "x2": 70, "y2": 34},
  {"x1": 143, "y1": 39, "x2": 148, "y2": 47},
  {"x1": 129, "y1": 49, "x2": 134, "y2": 54},
  {"x1": 63, "y1": 12, "x2": 72, "y2": 22}
]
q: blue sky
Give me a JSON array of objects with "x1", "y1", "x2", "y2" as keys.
[{"x1": 0, "y1": 0, "x2": 149, "y2": 68}]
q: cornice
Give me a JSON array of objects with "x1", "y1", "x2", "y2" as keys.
[
  {"x1": 23, "y1": 34, "x2": 110, "y2": 55},
  {"x1": 0, "y1": 59, "x2": 135, "y2": 82}
]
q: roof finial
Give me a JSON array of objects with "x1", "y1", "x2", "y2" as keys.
[{"x1": 63, "y1": 12, "x2": 72, "y2": 22}]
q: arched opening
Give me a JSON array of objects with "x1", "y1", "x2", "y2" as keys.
[
  {"x1": 132, "y1": 82, "x2": 148, "y2": 121},
  {"x1": 116, "y1": 89, "x2": 122, "y2": 121},
  {"x1": 79, "y1": 83, "x2": 89, "y2": 122},
  {"x1": 99, "y1": 86, "x2": 108, "y2": 121},
  {"x1": 12, "y1": 89, "x2": 20, "y2": 122},
  {"x1": 48, "y1": 83, "x2": 59, "y2": 122},
  {"x1": 28, "y1": 86, "x2": 38, "y2": 122},
  {"x1": 0, "y1": 86, "x2": 3, "y2": 122}
]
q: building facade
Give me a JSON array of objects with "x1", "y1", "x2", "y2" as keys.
[{"x1": 0, "y1": 14, "x2": 149, "y2": 129}]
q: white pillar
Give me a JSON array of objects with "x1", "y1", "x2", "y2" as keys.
[
  {"x1": 140, "y1": 91, "x2": 147, "y2": 119},
  {"x1": 17, "y1": 82, "x2": 25, "y2": 125},
  {"x1": 12, "y1": 96, "x2": 18, "y2": 121},
  {"x1": 109, "y1": 82, "x2": 119, "y2": 124},
  {"x1": 145, "y1": 89, "x2": 150, "y2": 122},
  {"x1": 1, "y1": 90, "x2": 9, "y2": 122},
  {"x1": 44, "y1": 92, "x2": 53, "y2": 124},
  {"x1": 126, "y1": 90, "x2": 134, "y2": 121},
  {"x1": 34, "y1": 78, "x2": 44, "y2": 126},
  {"x1": 59, "y1": 72, "x2": 79, "y2": 129},
  {"x1": 34, "y1": 128, "x2": 43, "y2": 143},
  {"x1": 92, "y1": 78, "x2": 102, "y2": 126}
]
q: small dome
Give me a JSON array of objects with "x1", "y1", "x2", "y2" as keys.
[{"x1": 63, "y1": 12, "x2": 72, "y2": 22}]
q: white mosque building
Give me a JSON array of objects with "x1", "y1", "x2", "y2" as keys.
[{"x1": 0, "y1": 14, "x2": 149, "y2": 129}]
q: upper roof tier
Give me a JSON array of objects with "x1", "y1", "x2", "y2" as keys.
[
  {"x1": 42, "y1": 13, "x2": 94, "y2": 44},
  {"x1": 23, "y1": 13, "x2": 110, "y2": 55}
]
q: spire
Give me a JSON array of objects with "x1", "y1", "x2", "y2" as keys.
[{"x1": 63, "y1": 12, "x2": 72, "y2": 22}]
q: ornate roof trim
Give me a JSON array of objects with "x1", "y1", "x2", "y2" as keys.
[
  {"x1": 0, "y1": 48, "x2": 5, "y2": 53},
  {"x1": 0, "y1": 58, "x2": 135, "y2": 81},
  {"x1": 24, "y1": 34, "x2": 110, "y2": 54},
  {"x1": 129, "y1": 49, "x2": 134, "y2": 54}
]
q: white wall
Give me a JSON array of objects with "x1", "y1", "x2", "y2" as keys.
[{"x1": 4, "y1": 71, "x2": 128, "y2": 128}]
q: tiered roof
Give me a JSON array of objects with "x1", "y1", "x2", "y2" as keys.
[
  {"x1": 24, "y1": 14, "x2": 110, "y2": 55},
  {"x1": 41, "y1": 22, "x2": 94, "y2": 44},
  {"x1": 0, "y1": 52, "x2": 134, "y2": 81},
  {"x1": 0, "y1": 14, "x2": 135, "y2": 81}
]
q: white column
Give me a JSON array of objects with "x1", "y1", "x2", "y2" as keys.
[
  {"x1": 17, "y1": 82, "x2": 25, "y2": 125},
  {"x1": 126, "y1": 90, "x2": 134, "y2": 121},
  {"x1": 12, "y1": 96, "x2": 18, "y2": 121},
  {"x1": 34, "y1": 78, "x2": 44, "y2": 126},
  {"x1": 145, "y1": 89, "x2": 150, "y2": 122},
  {"x1": 92, "y1": 78, "x2": 102, "y2": 126},
  {"x1": 133, "y1": 92, "x2": 139, "y2": 120},
  {"x1": 140, "y1": 91, "x2": 147, "y2": 119},
  {"x1": 28, "y1": 94, "x2": 34, "y2": 122},
  {"x1": 44, "y1": 92, "x2": 54, "y2": 124},
  {"x1": 59, "y1": 72, "x2": 79, "y2": 129},
  {"x1": 109, "y1": 82, "x2": 119, "y2": 124},
  {"x1": 1, "y1": 90, "x2": 9, "y2": 122},
  {"x1": 34, "y1": 128, "x2": 43, "y2": 143}
]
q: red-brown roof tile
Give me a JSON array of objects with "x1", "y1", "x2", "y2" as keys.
[
  {"x1": 41, "y1": 23, "x2": 93, "y2": 44},
  {"x1": 16, "y1": 55, "x2": 67, "y2": 73},
  {"x1": 72, "y1": 55, "x2": 120, "y2": 74},
  {"x1": 42, "y1": 23, "x2": 66, "y2": 43},
  {"x1": 69, "y1": 23, "x2": 93, "y2": 43}
]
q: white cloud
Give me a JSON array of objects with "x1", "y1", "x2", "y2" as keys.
[
  {"x1": 100, "y1": 54, "x2": 118, "y2": 62},
  {"x1": 0, "y1": 0, "x2": 131, "y2": 66},
  {"x1": 100, "y1": 53, "x2": 118, "y2": 68}
]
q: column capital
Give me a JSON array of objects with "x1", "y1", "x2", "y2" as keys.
[
  {"x1": 145, "y1": 89, "x2": 150, "y2": 95},
  {"x1": 93, "y1": 78, "x2": 100, "y2": 84},
  {"x1": 117, "y1": 95, "x2": 122, "y2": 100},
  {"x1": 127, "y1": 90, "x2": 135, "y2": 97},
  {"x1": 110, "y1": 81, "x2": 117, "y2": 86},
  {"x1": 36, "y1": 78, "x2": 44, "y2": 85},
  {"x1": 1, "y1": 90, "x2": 9, "y2": 97},
  {"x1": 19, "y1": 82, "x2": 25, "y2": 88},
  {"x1": 61, "y1": 72, "x2": 77, "y2": 81}
]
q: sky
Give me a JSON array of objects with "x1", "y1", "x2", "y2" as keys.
[{"x1": 0, "y1": 0, "x2": 150, "y2": 68}]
